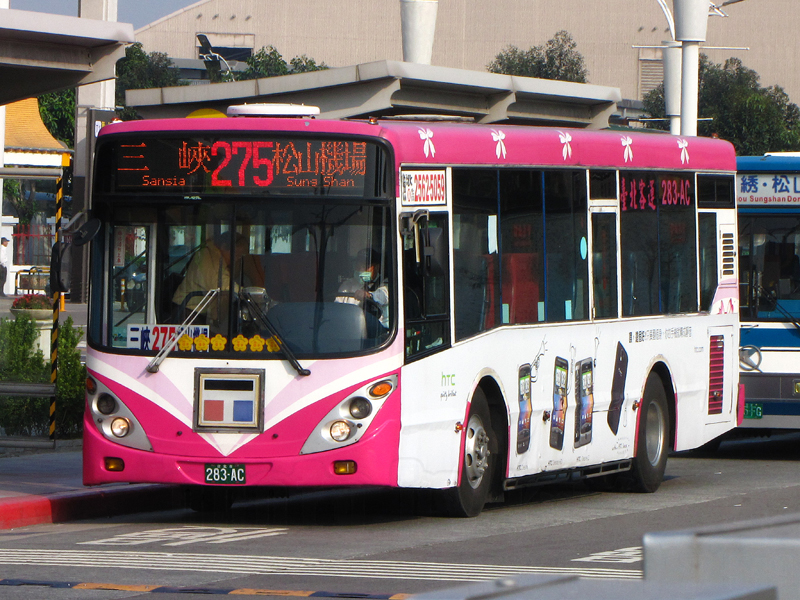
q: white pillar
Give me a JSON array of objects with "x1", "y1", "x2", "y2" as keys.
[
  {"x1": 679, "y1": 41, "x2": 700, "y2": 137},
  {"x1": 400, "y1": 0, "x2": 438, "y2": 65},
  {"x1": 73, "y1": 0, "x2": 118, "y2": 301},
  {"x1": 673, "y1": 0, "x2": 709, "y2": 138},
  {"x1": 662, "y1": 41, "x2": 682, "y2": 136}
]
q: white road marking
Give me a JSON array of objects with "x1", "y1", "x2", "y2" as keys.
[
  {"x1": 572, "y1": 546, "x2": 642, "y2": 564},
  {"x1": 0, "y1": 549, "x2": 642, "y2": 581},
  {"x1": 78, "y1": 526, "x2": 287, "y2": 547}
]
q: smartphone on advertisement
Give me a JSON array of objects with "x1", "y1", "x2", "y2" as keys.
[
  {"x1": 608, "y1": 342, "x2": 628, "y2": 435},
  {"x1": 574, "y1": 358, "x2": 594, "y2": 448},
  {"x1": 549, "y1": 357, "x2": 568, "y2": 450},
  {"x1": 517, "y1": 364, "x2": 532, "y2": 454}
]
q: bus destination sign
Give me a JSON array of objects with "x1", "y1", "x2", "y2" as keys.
[{"x1": 109, "y1": 136, "x2": 376, "y2": 196}]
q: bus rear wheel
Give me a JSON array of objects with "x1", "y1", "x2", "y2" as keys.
[
  {"x1": 625, "y1": 373, "x2": 669, "y2": 493},
  {"x1": 441, "y1": 389, "x2": 496, "y2": 517}
]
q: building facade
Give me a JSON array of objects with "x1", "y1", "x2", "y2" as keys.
[{"x1": 134, "y1": 0, "x2": 800, "y2": 106}]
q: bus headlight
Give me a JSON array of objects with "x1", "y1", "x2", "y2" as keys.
[
  {"x1": 110, "y1": 417, "x2": 131, "y2": 438},
  {"x1": 330, "y1": 420, "x2": 353, "y2": 442},
  {"x1": 349, "y1": 397, "x2": 372, "y2": 419},
  {"x1": 96, "y1": 393, "x2": 117, "y2": 415}
]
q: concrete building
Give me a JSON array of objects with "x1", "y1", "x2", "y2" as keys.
[{"x1": 133, "y1": 0, "x2": 800, "y2": 106}]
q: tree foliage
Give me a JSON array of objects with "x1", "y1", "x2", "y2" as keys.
[
  {"x1": 38, "y1": 88, "x2": 75, "y2": 148},
  {"x1": 2, "y1": 179, "x2": 39, "y2": 225},
  {"x1": 116, "y1": 42, "x2": 185, "y2": 120},
  {"x1": 487, "y1": 31, "x2": 588, "y2": 83},
  {"x1": 238, "y1": 46, "x2": 328, "y2": 81},
  {"x1": 643, "y1": 55, "x2": 800, "y2": 155}
]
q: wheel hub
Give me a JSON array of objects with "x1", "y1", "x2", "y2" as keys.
[{"x1": 464, "y1": 414, "x2": 490, "y2": 489}]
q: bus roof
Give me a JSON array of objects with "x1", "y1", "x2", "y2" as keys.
[
  {"x1": 100, "y1": 117, "x2": 737, "y2": 172},
  {"x1": 737, "y1": 154, "x2": 800, "y2": 173}
]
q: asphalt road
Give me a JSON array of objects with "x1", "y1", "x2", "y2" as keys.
[{"x1": 1, "y1": 432, "x2": 799, "y2": 599}]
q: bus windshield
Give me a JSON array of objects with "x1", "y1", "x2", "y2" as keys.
[
  {"x1": 91, "y1": 199, "x2": 394, "y2": 358},
  {"x1": 739, "y1": 213, "x2": 800, "y2": 322}
]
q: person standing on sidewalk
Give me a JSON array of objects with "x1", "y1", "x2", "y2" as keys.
[{"x1": 0, "y1": 237, "x2": 9, "y2": 297}]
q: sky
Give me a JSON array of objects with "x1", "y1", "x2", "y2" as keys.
[{"x1": 9, "y1": 0, "x2": 199, "y2": 30}]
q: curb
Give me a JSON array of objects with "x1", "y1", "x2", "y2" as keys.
[{"x1": 0, "y1": 484, "x2": 185, "y2": 530}]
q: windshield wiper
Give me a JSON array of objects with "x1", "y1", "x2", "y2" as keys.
[
  {"x1": 239, "y1": 289, "x2": 311, "y2": 377},
  {"x1": 146, "y1": 289, "x2": 219, "y2": 374}
]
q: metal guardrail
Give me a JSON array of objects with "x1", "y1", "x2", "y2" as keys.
[
  {"x1": 0, "y1": 383, "x2": 57, "y2": 449},
  {"x1": 0, "y1": 383, "x2": 56, "y2": 397}
]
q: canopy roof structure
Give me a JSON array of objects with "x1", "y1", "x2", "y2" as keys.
[
  {"x1": 0, "y1": 8, "x2": 134, "y2": 105},
  {"x1": 127, "y1": 60, "x2": 622, "y2": 129}
]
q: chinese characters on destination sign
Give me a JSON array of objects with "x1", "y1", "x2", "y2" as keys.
[
  {"x1": 620, "y1": 172, "x2": 693, "y2": 211},
  {"x1": 738, "y1": 173, "x2": 800, "y2": 205},
  {"x1": 115, "y1": 138, "x2": 369, "y2": 193}
]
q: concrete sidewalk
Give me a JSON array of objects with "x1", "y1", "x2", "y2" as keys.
[
  {"x1": 0, "y1": 295, "x2": 184, "y2": 529},
  {"x1": 0, "y1": 443, "x2": 184, "y2": 530}
]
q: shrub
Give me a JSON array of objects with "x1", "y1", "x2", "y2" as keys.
[
  {"x1": 12, "y1": 294, "x2": 51, "y2": 310},
  {"x1": 0, "y1": 315, "x2": 85, "y2": 438}
]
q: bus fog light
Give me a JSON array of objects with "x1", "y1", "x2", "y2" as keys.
[
  {"x1": 349, "y1": 397, "x2": 372, "y2": 419},
  {"x1": 334, "y1": 461, "x2": 357, "y2": 475},
  {"x1": 104, "y1": 457, "x2": 125, "y2": 471},
  {"x1": 110, "y1": 417, "x2": 131, "y2": 438},
  {"x1": 96, "y1": 393, "x2": 117, "y2": 415},
  {"x1": 330, "y1": 420, "x2": 353, "y2": 442}
]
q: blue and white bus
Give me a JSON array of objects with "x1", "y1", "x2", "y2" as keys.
[{"x1": 738, "y1": 154, "x2": 800, "y2": 429}]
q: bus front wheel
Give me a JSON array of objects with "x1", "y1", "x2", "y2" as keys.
[
  {"x1": 441, "y1": 388, "x2": 496, "y2": 517},
  {"x1": 626, "y1": 373, "x2": 669, "y2": 493}
]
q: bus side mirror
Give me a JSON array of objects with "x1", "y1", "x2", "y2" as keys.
[
  {"x1": 50, "y1": 241, "x2": 71, "y2": 293},
  {"x1": 49, "y1": 218, "x2": 100, "y2": 293}
]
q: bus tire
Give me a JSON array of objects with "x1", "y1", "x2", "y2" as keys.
[
  {"x1": 626, "y1": 373, "x2": 669, "y2": 493},
  {"x1": 441, "y1": 388, "x2": 496, "y2": 517}
]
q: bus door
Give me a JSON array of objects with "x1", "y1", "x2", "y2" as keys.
[
  {"x1": 588, "y1": 197, "x2": 621, "y2": 425},
  {"x1": 401, "y1": 210, "x2": 451, "y2": 361}
]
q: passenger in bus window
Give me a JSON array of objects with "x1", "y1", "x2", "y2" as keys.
[{"x1": 335, "y1": 248, "x2": 389, "y2": 332}]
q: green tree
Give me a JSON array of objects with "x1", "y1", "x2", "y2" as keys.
[
  {"x1": 487, "y1": 30, "x2": 588, "y2": 83},
  {"x1": 643, "y1": 55, "x2": 800, "y2": 155},
  {"x1": 116, "y1": 42, "x2": 185, "y2": 120},
  {"x1": 2, "y1": 179, "x2": 39, "y2": 225},
  {"x1": 238, "y1": 46, "x2": 328, "y2": 81},
  {"x1": 38, "y1": 88, "x2": 75, "y2": 148}
]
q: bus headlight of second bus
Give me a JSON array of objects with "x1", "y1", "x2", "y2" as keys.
[
  {"x1": 300, "y1": 374, "x2": 398, "y2": 454},
  {"x1": 86, "y1": 375, "x2": 153, "y2": 452}
]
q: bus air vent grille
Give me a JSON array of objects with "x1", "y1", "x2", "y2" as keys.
[{"x1": 708, "y1": 335, "x2": 725, "y2": 415}]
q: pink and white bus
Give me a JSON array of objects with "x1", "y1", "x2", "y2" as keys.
[{"x1": 83, "y1": 106, "x2": 741, "y2": 516}]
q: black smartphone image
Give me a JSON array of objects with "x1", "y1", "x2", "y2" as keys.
[
  {"x1": 517, "y1": 364, "x2": 532, "y2": 454},
  {"x1": 574, "y1": 358, "x2": 594, "y2": 448},
  {"x1": 608, "y1": 342, "x2": 628, "y2": 435},
  {"x1": 549, "y1": 357, "x2": 568, "y2": 450}
]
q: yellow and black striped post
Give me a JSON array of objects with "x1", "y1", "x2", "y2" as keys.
[{"x1": 49, "y1": 155, "x2": 70, "y2": 441}]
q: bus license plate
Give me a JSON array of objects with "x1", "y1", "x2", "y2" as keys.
[
  {"x1": 204, "y1": 464, "x2": 246, "y2": 484},
  {"x1": 744, "y1": 403, "x2": 763, "y2": 419}
]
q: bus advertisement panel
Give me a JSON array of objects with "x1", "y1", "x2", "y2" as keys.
[{"x1": 82, "y1": 107, "x2": 740, "y2": 516}]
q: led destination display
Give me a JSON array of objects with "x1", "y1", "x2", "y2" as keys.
[{"x1": 101, "y1": 135, "x2": 383, "y2": 196}]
